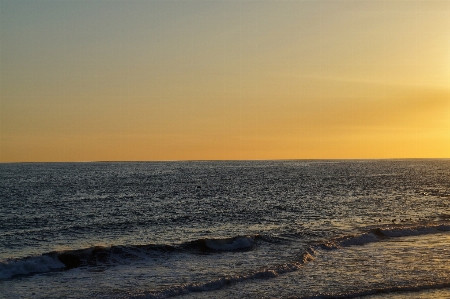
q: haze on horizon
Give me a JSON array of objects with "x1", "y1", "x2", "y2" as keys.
[{"x1": 1, "y1": 0, "x2": 449, "y2": 162}]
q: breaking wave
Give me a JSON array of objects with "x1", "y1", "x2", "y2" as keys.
[
  {"x1": 126, "y1": 250, "x2": 316, "y2": 299},
  {"x1": 118, "y1": 221, "x2": 450, "y2": 298},
  {"x1": 0, "y1": 235, "x2": 267, "y2": 280},
  {"x1": 0, "y1": 254, "x2": 65, "y2": 280},
  {"x1": 2, "y1": 222, "x2": 449, "y2": 283},
  {"x1": 317, "y1": 222, "x2": 450, "y2": 250}
]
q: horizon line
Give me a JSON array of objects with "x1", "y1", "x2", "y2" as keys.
[{"x1": 1, "y1": 157, "x2": 449, "y2": 164}]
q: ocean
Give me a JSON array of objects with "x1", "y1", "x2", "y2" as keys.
[{"x1": 1, "y1": 160, "x2": 449, "y2": 299}]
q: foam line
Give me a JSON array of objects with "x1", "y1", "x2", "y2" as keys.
[{"x1": 127, "y1": 250, "x2": 316, "y2": 299}]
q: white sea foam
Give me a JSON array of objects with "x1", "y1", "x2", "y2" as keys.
[{"x1": 0, "y1": 255, "x2": 65, "y2": 280}]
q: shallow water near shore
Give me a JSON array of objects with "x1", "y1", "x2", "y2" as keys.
[{"x1": 1, "y1": 160, "x2": 449, "y2": 298}]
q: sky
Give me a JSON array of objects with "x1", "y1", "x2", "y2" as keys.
[{"x1": 1, "y1": 0, "x2": 449, "y2": 162}]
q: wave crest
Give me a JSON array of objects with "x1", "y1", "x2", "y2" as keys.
[
  {"x1": 0, "y1": 254, "x2": 64, "y2": 280},
  {"x1": 127, "y1": 249, "x2": 316, "y2": 299},
  {"x1": 317, "y1": 222, "x2": 450, "y2": 250},
  {"x1": 202, "y1": 235, "x2": 255, "y2": 251},
  {"x1": 3, "y1": 222, "x2": 449, "y2": 281},
  {"x1": 0, "y1": 235, "x2": 264, "y2": 280}
]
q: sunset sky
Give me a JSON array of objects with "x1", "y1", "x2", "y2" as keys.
[{"x1": 1, "y1": 0, "x2": 449, "y2": 162}]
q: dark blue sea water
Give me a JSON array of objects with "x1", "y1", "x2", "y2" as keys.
[{"x1": 1, "y1": 160, "x2": 450, "y2": 298}]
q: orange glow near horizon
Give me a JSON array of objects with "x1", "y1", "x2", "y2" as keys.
[{"x1": 1, "y1": 1, "x2": 449, "y2": 162}]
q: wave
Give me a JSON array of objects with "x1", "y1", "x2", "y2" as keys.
[
  {"x1": 127, "y1": 250, "x2": 316, "y2": 299},
  {"x1": 0, "y1": 254, "x2": 65, "y2": 280},
  {"x1": 2, "y1": 222, "x2": 449, "y2": 283},
  {"x1": 0, "y1": 235, "x2": 268, "y2": 280},
  {"x1": 317, "y1": 222, "x2": 450, "y2": 250},
  {"x1": 123, "y1": 222, "x2": 450, "y2": 298},
  {"x1": 198, "y1": 235, "x2": 255, "y2": 251}
]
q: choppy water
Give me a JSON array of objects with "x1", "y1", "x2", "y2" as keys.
[{"x1": 1, "y1": 160, "x2": 449, "y2": 298}]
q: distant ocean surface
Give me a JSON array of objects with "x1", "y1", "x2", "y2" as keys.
[{"x1": 1, "y1": 160, "x2": 450, "y2": 299}]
